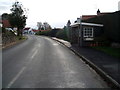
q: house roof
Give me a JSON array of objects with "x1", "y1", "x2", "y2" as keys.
[
  {"x1": 71, "y1": 22, "x2": 103, "y2": 27},
  {"x1": 2, "y1": 20, "x2": 11, "y2": 28},
  {"x1": 99, "y1": 12, "x2": 112, "y2": 15},
  {"x1": 82, "y1": 15, "x2": 96, "y2": 20},
  {"x1": 32, "y1": 29, "x2": 39, "y2": 32},
  {"x1": 23, "y1": 27, "x2": 30, "y2": 30},
  {"x1": 82, "y1": 12, "x2": 112, "y2": 20}
]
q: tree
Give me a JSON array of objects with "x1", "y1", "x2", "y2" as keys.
[
  {"x1": 2, "y1": 13, "x2": 9, "y2": 20},
  {"x1": 43, "y1": 22, "x2": 52, "y2": 30},
  {"x1": 9, "y1": 1, "x2": 27, "y2": 36},
  {"x1": 37, "y1": 22, "x2": 42, "y2": 30},
  {"x1": 37, "y1": 22, "x2": 52, "y2": 30}
]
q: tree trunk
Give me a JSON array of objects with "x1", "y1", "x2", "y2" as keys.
[
  {"x1": 17, "y1": 27, "x2": 20, "y2": 36},
  {"x1": 20, "y1": 29, "x2": 23, "y2": 36}
]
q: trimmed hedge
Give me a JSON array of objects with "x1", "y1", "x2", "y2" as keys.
[
  {"x1": 50, "y1": 28, "x2": 69, "y2": 41},
  {"x1": 56, "y1": 28, "x2": 69, "y2": 41},
  {"x1": 35, "y1": 30, "x2": 51, "y2": 36},
  {"x1": 35, "y1": 28, "x2": 70, "y2": 41}
]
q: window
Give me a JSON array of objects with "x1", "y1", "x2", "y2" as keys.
[{"x1": 83, "y1": 27, "x2": 93, "y2": 37}]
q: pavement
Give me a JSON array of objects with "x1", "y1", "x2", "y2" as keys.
[
  {"x1": 52, "y1": 37, "x2": 120, "y2": 88},
  {"x1": 3, "y1": 35, "x2": 109, "y2": 88}
]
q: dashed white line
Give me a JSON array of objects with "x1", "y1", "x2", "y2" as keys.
[
  {"x1": 7, "y1": 67, "x2": 26, "y2": 88},
  {"x1": 31, "y1": 50, "x2": 38, "y2": 59}
]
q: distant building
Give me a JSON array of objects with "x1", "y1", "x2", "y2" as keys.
[
  {"x1": 23, "y1": 27, "x2": 30, "y2": 34},
  {"x1": 32, "y1": 29, "x2": 39, "y2": 34}
]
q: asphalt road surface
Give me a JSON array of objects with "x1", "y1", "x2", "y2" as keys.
[{"x1": 3, "y1": 35, "x2": 109, "y2": 88}]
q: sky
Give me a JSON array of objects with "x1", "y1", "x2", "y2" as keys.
[{"x1": 0, "y1": 0, "x2": 120, "y2": 29}]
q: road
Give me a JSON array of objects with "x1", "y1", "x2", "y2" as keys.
[{"x1": 3, "y1": 35, "x2": 109, "y2": 88}]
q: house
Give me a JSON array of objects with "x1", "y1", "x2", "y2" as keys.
[
  {"x1": 68, "y1": 9, "x2": 119, "y2": 46},
  {"x1": 23, "y1": 28, "x2": 37, "y2": 34},
  {"x1": 1, "y1": 13, "x2": 11, "y2": 28},
  {"x1": 32, "y1": 29, "x2": 40, "y2": 34},
  {"x1": 23, "y1": 27, "x2": 30, "y2": 34},
  {"x1": 82, "y1": 10, "x2": 120, "y2": 43},
  {"x1": 1, "y1": 14, "x2": 17, "y2": 34},
  {"x1": 70, "y1": 18, "x2": 103, "y2": 46},
  {"x1": 2, "y1": 20, "x2": 11, "y2": 28}
]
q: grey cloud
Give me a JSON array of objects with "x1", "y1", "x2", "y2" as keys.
[
  {"x1": 0, "y1": 5, "x2": 10, "y2": 10},
  {"x1": 0, "y1": 0, "x2": 12, "y2": 11}
]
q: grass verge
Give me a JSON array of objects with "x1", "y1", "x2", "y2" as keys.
[
  {"x1": 92, "y1": 46, "x2": 120, "y2": 59},
  {"x1": 2, "y1": 35, "x2": 27, "y2": 49}
]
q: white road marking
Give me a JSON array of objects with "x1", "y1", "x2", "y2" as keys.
[
  {"x1": 7, "y1": 48, "x2": 38, "y2": 88},
  {"x1": 7, "y1": 67, "x2": 26, "y2": 88},
  {"x1": 31, "y1": 50, "x2": 38, "y2": 59}
]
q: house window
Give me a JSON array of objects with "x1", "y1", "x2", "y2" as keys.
[{"x1": 83, "y1": 27, "x2": 93, "y2": 37}]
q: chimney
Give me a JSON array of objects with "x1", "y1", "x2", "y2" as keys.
[
  {"x1": 97, "y1": 9, "x2": 100, "y2": 15},
  {"x1": 77, "y1": 18, "x2": 81, "y2": 23},
  {"x1": 67, "y1": 20, "x2": 71, "y2": 27}
]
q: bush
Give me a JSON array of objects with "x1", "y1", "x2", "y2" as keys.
[
  {"x1": 56, "y1": 29, "x2": 69, "y2": 41},
  {"x1": 35, "y1": 28, "x2": 70, "y2": 42},
  {"x1": 35, "y1": 30, "x2": 51, "y2": 36}
]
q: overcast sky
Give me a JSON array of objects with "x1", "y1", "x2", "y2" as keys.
[{"x1": 0, "y1": 0, "x2": 119, "y2": 29}]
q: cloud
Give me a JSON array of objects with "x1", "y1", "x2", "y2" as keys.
[
  {"x1": 0, "y1": 5, "x2": 10, "y2": 15},
  {"x1": 0, "y1": 5, "x2": 8, "y2": 10}
]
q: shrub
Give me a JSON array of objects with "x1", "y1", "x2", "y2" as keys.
[
  {"x1": 56, "y1": 29, "x2": 69, "y2": 41},
  {"x1": 35, "y1": 30, "x2": 51, "y2": 36}
]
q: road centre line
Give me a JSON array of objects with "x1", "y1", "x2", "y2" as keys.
[
  {"x1": 31, "y1": 50, "x2": 38, "y2": 59},
  {"x1": 7, "y1": 48, "x2": 38, "y2": 88},
  {"x1": 7, "y1": 67, "x2": 26, "y2": 88}
]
